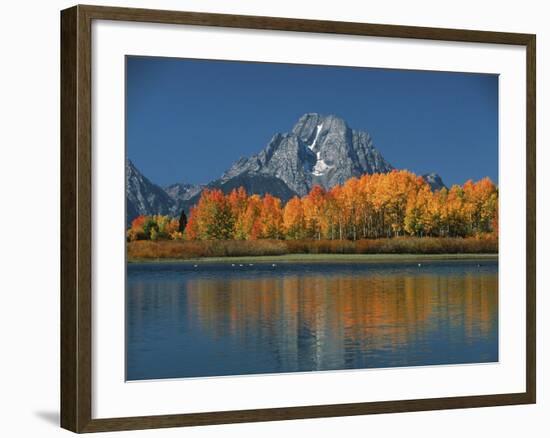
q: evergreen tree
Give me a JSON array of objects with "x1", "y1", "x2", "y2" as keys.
[{"x1": 178, "y1": 210, "x2": 187, "y2": 233}]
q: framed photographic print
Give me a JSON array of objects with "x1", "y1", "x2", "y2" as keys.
[{"x1": 60, "y1": 4, "x2": 536, "y2": 433}]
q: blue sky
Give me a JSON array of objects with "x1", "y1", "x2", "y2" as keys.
[{"x1": 126, "y1": 56, "x2": 498, "y2": 187}]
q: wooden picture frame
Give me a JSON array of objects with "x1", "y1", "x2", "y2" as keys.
[{"x1": 61, "y1": 4, "x2": 536, "y2": 433}]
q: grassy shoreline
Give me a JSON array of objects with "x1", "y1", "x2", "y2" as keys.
[
  {"x1": 128, "y1": 237, "x2": 498, "y2": 263},
  {"x1": 128, "y1": 253, "x2": 498, "y2": 264}
]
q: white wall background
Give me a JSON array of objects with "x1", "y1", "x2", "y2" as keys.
[{"x1": 0, "y1": 0, "x2": 546, "y2": 437}]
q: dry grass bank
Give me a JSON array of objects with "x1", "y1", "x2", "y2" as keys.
[{"x1": 127, "y1": 237, "x2": 498, "y2": 261}]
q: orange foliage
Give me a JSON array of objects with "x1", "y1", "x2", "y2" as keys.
[{"x1": 128, "y1": 170, "x2": 499, "y2": 242}]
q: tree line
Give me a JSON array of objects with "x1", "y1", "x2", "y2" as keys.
[{"x1": 127, "y1": 170, "x2": 498, "y2": 242}]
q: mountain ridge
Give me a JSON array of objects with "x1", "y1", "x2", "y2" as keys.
[
  {"x1": 126, "y1": 159, "x2": 175, "y2": 225},
  {"x1": 126, "y1": 113, "x2": 446, "y2": 223}
]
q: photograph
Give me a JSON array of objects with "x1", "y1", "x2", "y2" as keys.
[
  {"x1": 125, "y1": 56, "x2": 499, "y2": 381},
  {"x1": 0, "y1": 0, "x2": 542, "y2": 435}
]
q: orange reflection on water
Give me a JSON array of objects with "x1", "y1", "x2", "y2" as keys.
[{"x1": 182, "y1": 272, "x2": 498, "y2": 369}]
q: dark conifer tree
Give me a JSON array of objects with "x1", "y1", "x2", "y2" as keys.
[{"x1": 178, "y1": 210, "x2": 187, "y2": 233}]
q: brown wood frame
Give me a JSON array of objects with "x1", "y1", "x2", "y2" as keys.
[{"x1": 61, "y1": 4, "x2": 536, "y2": 433}]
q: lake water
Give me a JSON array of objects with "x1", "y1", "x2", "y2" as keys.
[{"x1": 126, "y1": 259, "x2": 498, "y2": 380}]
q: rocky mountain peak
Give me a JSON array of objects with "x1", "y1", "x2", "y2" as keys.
[
  {"x1": 126, "y1": 159, "x2": 175, "y2": 225},
  {"x1": 422, "y1": 172, "x2": 447, "y2": 191},
  {"x1": 221, "y1": 113, "x2": 392, "y2": 196},
  {"x1": 291, "y1": 113, "x2": 348, "y2": 145},
  {"x1": 164, "y1": 182, "x2": 203, "y2": 203},
  {"x1": 126, "y1": 113, "x2": 447, "y2": 222}
]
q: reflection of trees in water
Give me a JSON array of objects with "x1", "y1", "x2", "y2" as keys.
[{"x1": 180, "y1": 273, "x2": 498, "y2": 369}]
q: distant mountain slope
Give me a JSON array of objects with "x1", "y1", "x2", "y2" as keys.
[
  {"x1": 126, "y1": 159, "x2": 174, "y2": 225},
  {"x1": 422, "y1": 173, "x2": 446, "y2": 191},
  {"x1": 178, "y1": 172, "x2": 298, "y2": 214},
  {"x1": 164, "y1": 182, "x2": 203, "y2": 203}
]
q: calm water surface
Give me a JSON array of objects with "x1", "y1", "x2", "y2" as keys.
[{"x1": 126, "y1": 260, "x2": 498, "y2": 380}]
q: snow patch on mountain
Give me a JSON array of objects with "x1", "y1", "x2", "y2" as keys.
[
  {"x1": 308, "y1": 123, "x2": 333, "y2": 176},
  {"x1": 312, "y1": 156, "x2": 332, "y2": 176},
  {"x1": 309, "y1": 123, "x2": 323, "y2": 151}
]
